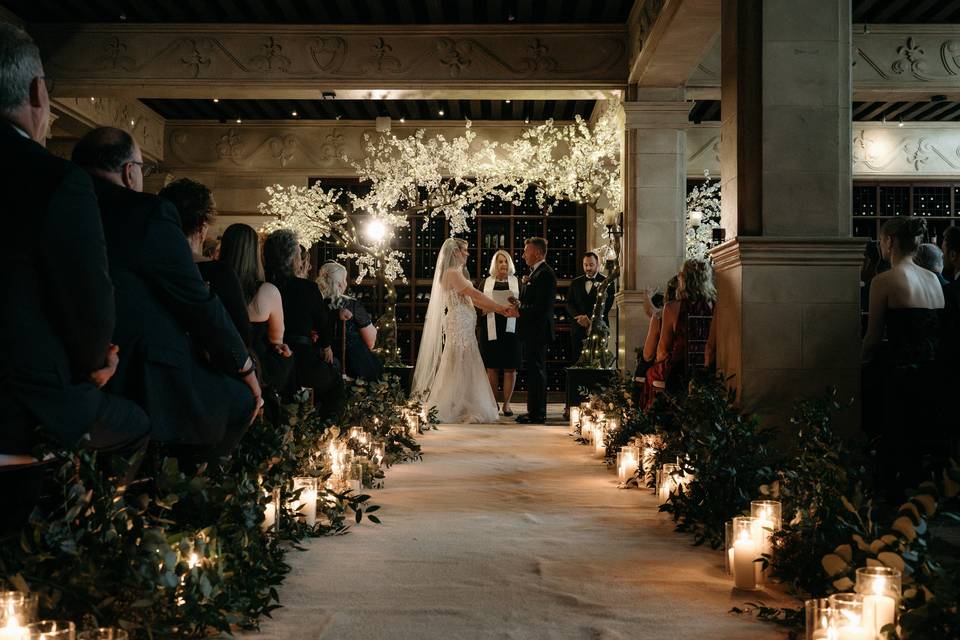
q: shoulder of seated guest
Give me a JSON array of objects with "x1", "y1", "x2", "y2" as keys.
[{"x1": 257, "y1": 282, "x2": 283, "y2": 307}]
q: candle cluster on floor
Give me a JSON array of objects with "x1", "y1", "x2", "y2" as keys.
[{"x1": 801, "y1": 569, "x2": 901, "y2": 640}]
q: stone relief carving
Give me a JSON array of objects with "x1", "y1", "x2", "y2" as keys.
[
  {"x1": 54, "y1": 97, "x2": 164, "y2": 160},
  {"x1": 171, "y1": 126, "x2": 352, "y2": 170},
  {"x1": 37, "y1": 26, "x2": 626, "y2": 84},
  {"x1": 631, "y1": 0, "x2": 665, "y2": 55},
  {"x1": 854, "y1": 28, "x2": 960, "y2": 86},
  {"x1": 249, "y1": 36, "x2": 291, "y2": 73},
  {"x1": 852, "y1": 127, "x2": 960, "y2": 174}
]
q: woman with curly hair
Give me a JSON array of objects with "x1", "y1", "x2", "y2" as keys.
[{"x1": 644, "y1": 259, "x2": 716, "y2": 405}]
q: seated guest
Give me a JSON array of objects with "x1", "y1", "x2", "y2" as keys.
[
  {"x1": 914, "y1": 243, "x2": 948, "y2": 286},
  {"x1": 862, "y1": 218, "x2": 944, "y2": 495},
  {"x1": 477, "y1": 250, "x2": 520, "y2": 416},
  {"x1": 638, "y1": 276, "x2": 678, "y2": 380},
  {"x1": 645, "y1": 260, "x2": 716, "y2": 405},
  {"x1": 941, "y1": 227, "x2": 960, "y2": 365},
  {"x1": 263, "y1": 231, "x2": 344, "y2": 411},
  {"x1": 0, "y1": 24, "x2": 149, "y2": 531},
  {"x1": 941, "y1": 226, "x2": 960, "y2": 282},
  {"x1": 218, "y1": 223, "x2": 293, "y2": 393},
  {"x1": 159, "y1": 178, "x2": 252, "y2": 348},
  {"x1": 318, "y1": 262, "x2": 384, "y2": 382},
  {"x1": 71, "y1": 127, "x2": 259, "y2": 456}
]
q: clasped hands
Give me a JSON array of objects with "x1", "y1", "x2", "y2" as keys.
[{"x1": 495, "y1": 296, "x2": 521, "y2": 318}]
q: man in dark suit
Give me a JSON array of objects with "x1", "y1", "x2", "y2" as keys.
[
  {"x1": 72, "y1": 127, "x2": 260, "y2": 456},
  {"x1": 513, "y1": 237, "x2": 557, "y2": 424},
  {"x1": 566, "y1": 251, "x2": 616, "y2": 363},
  {"x1": 0, "y1": 25, "x2": 149, "y2": 530}
]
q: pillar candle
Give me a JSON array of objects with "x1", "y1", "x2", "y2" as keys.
[
  {"x1": 299, "y1": 489, "x2": 318, "y2": 526},
  {"x1": 862, "y1": 594, "x2": 895, "y2": 636},
  {"x1": 732, "y1": 531, "x2": 759, "y2": 590}
]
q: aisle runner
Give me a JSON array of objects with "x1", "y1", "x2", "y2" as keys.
[{"x1": 250, "y1": 419, "x2": 790, "y2": 639}]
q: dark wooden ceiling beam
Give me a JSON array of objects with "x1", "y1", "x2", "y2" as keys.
[
  {"x1": 872, "y1": 0, "x2": 913, "y2": 22},
  {"x1": 932, "y1": 0, "x2": 960, "y2": 20},
  {"x1": 852, "y1": 0, "x2": 884, "y2": 22},
  {"x1": 860, "y1": 102, "x2": 894, "y2": 120},
  {"x1": 425, "y1": 0, "x2": 444, "y2": 23},
  {"x1": 912, "y1": 101, "x2": 960, "y2": 121}
]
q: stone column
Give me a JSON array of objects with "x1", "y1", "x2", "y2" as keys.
[
  {"x1": 616, "y1": 90, "x2": 689, "y2": 370},
  {"x1": 714, "y1": 0, "x2": 863, "y2": 428}
]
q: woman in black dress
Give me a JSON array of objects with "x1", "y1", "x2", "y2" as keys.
[
  {"x1": 218, "y1": 224, "x2": 294, "y2": 394},
  {"x1": 262, "y1": 230, "x2": 344, "y2": 414},
  {"x1": 478, "y1": 250, "x2": 521, "y2": 415},
  {"x1": 317, "y1": 262, "x2": 383, "y2": 382}
]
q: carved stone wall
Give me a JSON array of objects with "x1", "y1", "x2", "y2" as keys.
[
  {"x1": 854, "y1": 25, "x2": 960, "y2": 98},
  {"x1": 33, "y1": 24, "x2": 627, "y2": 98},
  {"x1": 687, "y1": 123, "x2": 960, "y2": 179},
  {"x1": 52, "y1": 97, "x2": 165, "y2": 160}
]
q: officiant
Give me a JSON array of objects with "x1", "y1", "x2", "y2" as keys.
[
  {"x1": 478, "y1": 250, "x2": 521, "y2": 416},
  {"x1": 566, "y1": 252, "x2": 615, "y2": 362}
]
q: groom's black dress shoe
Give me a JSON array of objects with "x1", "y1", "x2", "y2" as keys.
[{"x1": 515, "y1": 414, "x2": 546, "y2": 424}]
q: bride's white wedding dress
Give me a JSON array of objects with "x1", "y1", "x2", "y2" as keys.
[
  {"x1": 412, "y1": 239, "x2": 500, "y2": 424},
  {"x1": 425, "y1": 282, "x2": 499, "y2": 423}
]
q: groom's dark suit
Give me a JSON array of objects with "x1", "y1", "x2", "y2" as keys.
[{"x1": 518, "y1": 261, "x2": 557, "y2": 421}]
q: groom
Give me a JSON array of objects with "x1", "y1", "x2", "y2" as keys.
[{"x1": 512, "y1": 237, "x2": 557, "y2": 424}]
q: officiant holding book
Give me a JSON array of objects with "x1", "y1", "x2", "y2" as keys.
[{"x1": 478, "y1": 250, "x2": 521, "y2": 416}]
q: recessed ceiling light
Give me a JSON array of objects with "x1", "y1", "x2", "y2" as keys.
[
  {"x1": 524, "y1": 116, "x2": 530, "y2": 124},
  {"x1": 438, "y1": 109, "x2": 445, "y2": 116},
  {"x1": 235, "y1": 118, "x2": 242, "y2": 124},
  {"x1": 291, "y1": 111, "x2": 298, "y2": 117},
  {"x1": 505, "y1": 99, "x2": 511, "y2": 104},
  {"x1": 89, "y1": 97, "x2": 95, "y2": 102},
  {"x1": 335, "y1": 115, "x2": 341, "y2": 120},
  {"x1": 400, "y1": 117, "x2": 406, "y2": 123},
  {"x1": 129, "y1": 119, "x2": 135, "y2": 126},
  {"x1": 898, "y1": 116, "x2": 904, "y2": 127},
  {"x1": 213, "y1": 98, "x2": 220, "y2": 103}
]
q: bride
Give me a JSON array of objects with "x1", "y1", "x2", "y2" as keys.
[{"x1": 412, "y1": 237, "x2": 518, "y2": 423}]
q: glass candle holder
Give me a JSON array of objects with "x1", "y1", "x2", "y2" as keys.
[
  {"x1": 580, "y1": 416, "x2": 594, "y2": 444},
  {"x1": 731, "y1": 516, "x2": 763, "y2": 590},
  {"x1": 77, "y1": 629, "x2": 128, "y2": 640},
  {"x1": 606, "y1": 415, "x2": 620, "y2": 433},
  {"x1": 593, "y1": 425, "x2": 607, "y2": 458},
  {"x1": 855, "y1": 567, "x2": 900, "y2": 637},
  {"x1": 0, "y1": 592, "x2": 38, "y2": 629},
  {"x1": 349, "y1": 463, "x2": 363, "y2": 494},
  {"x1": 804, "y1": 598, "x2": 833, "y2": 640},
  {"x1": 260, "y1": 487, "x2": 280, "y2": 533},
  {"x1": 26, "y1": 621, "x2": 75, "y2": 640},
  {"x1": 724, "y1": 520, "x2": 734, "y2": 575},
  {"x1": 657, "y1": 463, "x2": 678, "y2": 505},
  {"x1": 569, "y1": 406, "x2": 581, "y2": 434},
  {"x1": 372, "y1": 444, "x2": 385, "y2": 466},
  {"x1": 292, "y1": 477, "x2": 318, "y2": 526},
  {"x1": 750, "y1": 500, "x2": 782, "y2": 575},
  {"x1": 616, "y1": 446, "x2": 640, "y2": 484},
  {"x1": 829, "y1": 593, "x2": 868, "y2": 639},
  {"x1": 348, "y1": 426, "x2": 363, "y2": 442}
]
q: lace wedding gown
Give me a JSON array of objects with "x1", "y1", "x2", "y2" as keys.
[{"x1": 425, "y1": 285, "x2": 500, "y2": 423}]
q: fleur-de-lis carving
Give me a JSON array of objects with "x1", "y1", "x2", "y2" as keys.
[
  {"x1": 179, "y1": 40, "x2": 212, "y2": 78},
  {"x1": 518, "y1": 38, "x2": 557, "y2": 74},
  {"x1": 892, "y1": 37, "x2": 930, "y2": 79},
  {"x1": 250, "y1": 36, "x2": 291, "y2": 72},
  {"x1": 362, "y1": 37, "x2": 402, "y2": 73},
  {"x1": 216, "y1": 129, "x2": 242, "y2": 160},
  {"x1": 436, "y1": 38, "x2": 472, "y2": 78},
  {"x1": 93, "y1": 36, "x2": 136, "y2": 71}
]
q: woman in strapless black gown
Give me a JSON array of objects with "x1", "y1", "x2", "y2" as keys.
[{"x1": 862, "y1": 218, "x2": 944, "y2": 498}]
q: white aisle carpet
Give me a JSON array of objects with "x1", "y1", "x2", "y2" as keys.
[{"x1": 250, "y1": 412, "x2": 791, "y2": 639}]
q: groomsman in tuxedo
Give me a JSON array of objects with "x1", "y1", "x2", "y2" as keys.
[
  {"x1": 512, "y1": 237, "x2": 557, "y2": 424},
  {"x1": 566, "y1": 252, "x2": 616, "y2": 363}
]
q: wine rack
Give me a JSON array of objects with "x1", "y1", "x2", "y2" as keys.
[
  {"x1": 307, "y1": 180, "x2": 587, "y2": 400},
  {"x1": 852, "y1": 181, "x2": 960, "y2": 244}
]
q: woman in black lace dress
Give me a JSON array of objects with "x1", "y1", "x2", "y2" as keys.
[{"x1": 862, "y1": 218, "x2": 944, "y2": 496}]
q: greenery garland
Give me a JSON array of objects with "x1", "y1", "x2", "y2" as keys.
[
  {"x1": 586, "y1": 374, "x2": 960, "y2": 638},
  {"x1": 0, "y1": 375, "x2": 427, "y2": 638}
]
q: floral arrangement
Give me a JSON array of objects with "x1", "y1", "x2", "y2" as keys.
[{"x1": 685, "y1": 170, "x2": 721, "y2": 260}]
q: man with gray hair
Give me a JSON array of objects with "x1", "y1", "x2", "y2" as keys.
[
  {"x1": 0, "y1": 24, "x2": 149, "y2": 530},
  {"x1": 914, "y1": 243, "x2": 948, "y2": 285}
]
